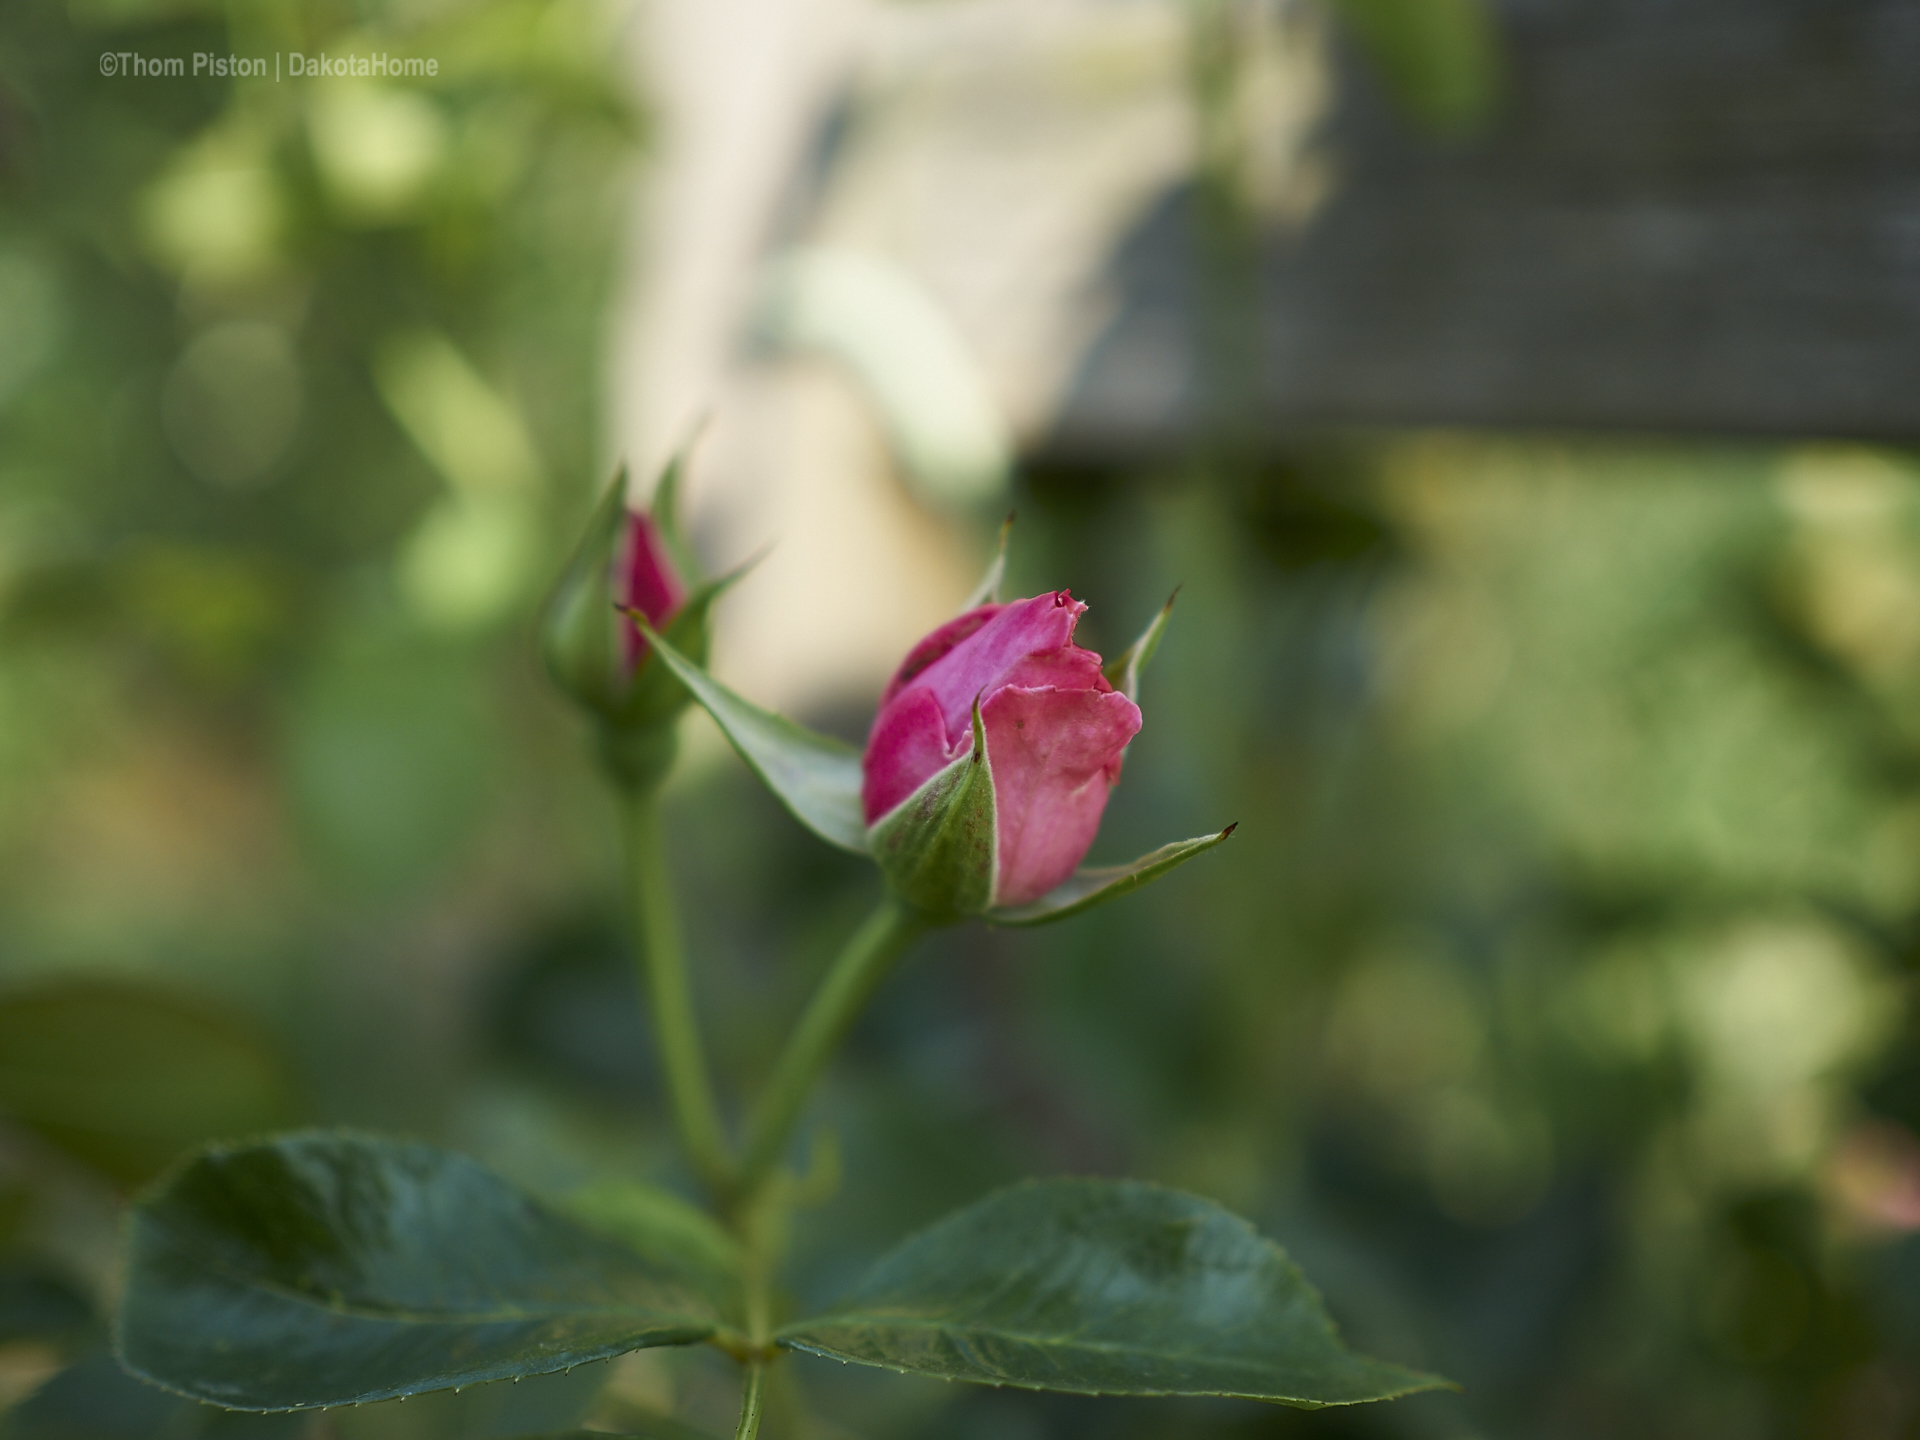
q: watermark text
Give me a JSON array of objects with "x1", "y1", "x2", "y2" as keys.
[
  {"x1": 286, "y1": 52, "x2": 439, "y2": 78},
  {"x1": 98, "y1": 51, "x2": 438, "y2": 80}
]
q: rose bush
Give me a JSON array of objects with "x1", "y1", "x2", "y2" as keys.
[{"x1": 114, "y1": 481, "x2": 1434, "y2": 1440}]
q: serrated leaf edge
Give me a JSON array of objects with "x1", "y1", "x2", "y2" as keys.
[
  {"x1": 113, "y1": 1130, "x2": 724, "y2": 1412},
  {"x1": 774, "y1": 1175, "x2": 1453, "y2": 1408}
]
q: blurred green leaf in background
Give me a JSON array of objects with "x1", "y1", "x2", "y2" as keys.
[
  {"x1": 0, "y1": 0, "x2": 643, "y2": 1428},
  {"x1": 0, "y1": 983, "x2": 300, "y2": 1187},
  {"x1": 1325, "y1": 0, "x2": 1504, "y2": 135}
]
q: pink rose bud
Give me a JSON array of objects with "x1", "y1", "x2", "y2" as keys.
[
  {"x1": 543, "y1": 461, "x2": 711, "y2": 790},
  {"x1": 863, "y1": 591, "x2": 1143, "y2": 909},
  {"x1": 617, "y1": 509, "x2": 689, "y2": 672}
]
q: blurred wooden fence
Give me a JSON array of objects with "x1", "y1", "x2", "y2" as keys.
[{"x1": 1045, "y1": 0, "x2": 1920, "y2": 457}]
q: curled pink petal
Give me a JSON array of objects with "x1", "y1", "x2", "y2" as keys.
[
  {"x1": 992, "y1": 643, "x2": 1109, "y2": 695},
  {"x1": 862, "y1": 588, "x2": 1142, "y2": 908},
  {"x1": 879, "y1": 605, "x2": 1002, "y2": 709},
  {"x1": 617, "y1": 511, "x2": 688, "y2": 670},
  {"x1": 882, "y1": 592, "x2": 1083, "y2": 747},
  {"x1": 981, "y1": 683, "x2": 1140, "y2": 905},
  {"x1": 862, "y1": 686, "x2": 960, "y2": 823}
]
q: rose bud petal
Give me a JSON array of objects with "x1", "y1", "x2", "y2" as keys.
[
  {"x1": 863, "y1": 591, "x2": 1142, "y2": 909},
  {"x1": 543, "y1": 458, "x2": 716, "y2": 790},
  {"x1": 544, "y1": 480, "x2": 689, "y2": 707},
  {"x1": 617, "y1": 509, "x2": 689, "y2": 672}
]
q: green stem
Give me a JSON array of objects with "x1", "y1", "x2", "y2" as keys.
[
  {"x1": 737, "y1": 896, "x2": 928, "y2": 1194},
  {"x1": 621, "y1": 785, "x2": 733, "y2": 1193},
  {"x1": 732, "y1": 1360, "x2": 766, "y2": 1440}
]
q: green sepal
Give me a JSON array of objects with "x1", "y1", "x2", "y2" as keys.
[
  {"x1": 958, "y1": 512, "x2": 1013, "y2": 611},
  {"x1": 986, "y1": 824, "x2": 1234, "y2": 928},
  {"x1": 646, "y1": 440, "x2": 701, "y2": 584},
  {"x1": 541, "y1": 447, "x2": 714, "y2": 747},
  {"x1": 539, "y1": 463, "x2": 632, "y2": 716},
  {"x1": 116, "y1": 1132, "x2": 725, "y2": 1412},
  {"x1": 633, "y1": 620, "x2": 868, "y2": 853},
  {"x1": 865, "y1": 697, "x2": 997, "y2": 921},
  {"x1": 598, "y1": 724, "x2": 679, "y2": 794},
  {"x1": 777, "y1": 1177, "x2": 1450, "y2": 1407},
  {"x1": 1102, "y1": 589, "x2": 1176, "y2": 703},
  {"x1": 613, "y1": 559, "x2": 750, "y2": 732}
]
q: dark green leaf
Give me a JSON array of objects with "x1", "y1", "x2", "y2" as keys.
[
  {"x1": 779, "y1": 1178, "x2": 1447, "y2": 1407},
  {"x1": 0, "y1": 982, "x2": 301, "y2": 1187},
  {"x1": 506, "y1": 1426, "x2": 720, "y2": 1440},
  {"x1": 331, "y1": 1367, "x2": 605, "y2": 1440},
  {"x1": 866, "y1": 699, "x2": 995, "y2": 920},
  {"x1": 986, "y1": 827, "x2": 1236, "y2": 928},
  {"x1": 118, "y1": 1133, "x2": 724, "y2": 1411},
  {"x1": 1101, "y1": 591, "x2": 1176, "y2": 704},
  {"x1": 634, "y1": 622, "x2": 867, "y2": 853},
  {"x1": 558, "y1": 1180, "x2": 742, "y2": 1316}
]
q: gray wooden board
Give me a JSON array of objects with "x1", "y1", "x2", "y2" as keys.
[{"x1": 1045, "y1": 0, "x2": 1920, "y2": 455}]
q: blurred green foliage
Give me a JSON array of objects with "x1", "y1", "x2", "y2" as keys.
[
  {"x1": 0, "y1": 0, "x2": 634, "y2": 957},
  {"x1": 0, "y1": 0, "x2": 636, "y2": 1426},
  {"x1": 1325, "y1": 0, "x2": 1503, "y2": 135},
  {"x1": 0, "y1": 982, "x2": 301, "y2": 1185},
  {"x1": 3, "y1": 0, "x2": 1920, "y2": 1437}
]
